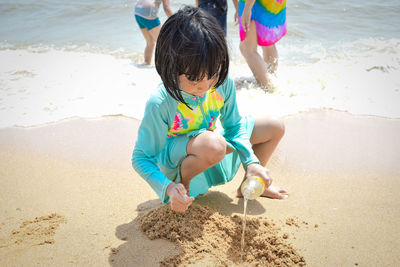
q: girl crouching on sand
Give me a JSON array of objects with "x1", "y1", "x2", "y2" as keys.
[{"x1": 132, "y1": 6, "x2": 287, "y2": 212}]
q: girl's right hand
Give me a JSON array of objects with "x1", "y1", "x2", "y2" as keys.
[
  {"x1": 234, "y1": 11, "x2": 238, "y2": 25},
  {"x1": 241, "y1": 7, "x2": 252, "y2": 32},
  {"x1": 166, "y1": 183, "x2": 194, "y2": 212}
]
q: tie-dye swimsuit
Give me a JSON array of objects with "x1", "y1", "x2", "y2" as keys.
[
  {"x1": 239, "y1": 0, "x2": 287, "y2": 46},
  {"x1": 132, "y1": 77, "x2": 259, "y2": 204}
]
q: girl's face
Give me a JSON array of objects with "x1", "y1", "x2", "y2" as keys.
[{"x1": 178, "y1": 74, "x2": 217, "y2": 97}]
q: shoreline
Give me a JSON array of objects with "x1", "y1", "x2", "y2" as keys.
[
  {"x1": 0, "y1": 109, "x2": 399, "y2": 266},
  {"x1": 1, "y1": 46, "x2": 400, "y2": 128},
  {"x1": 1, "y1": 107, "x2": 400, "y2": 131}
]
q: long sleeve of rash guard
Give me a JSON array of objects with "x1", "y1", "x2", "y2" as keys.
[
  {"x1": 219, "y1": 78, "x2": 260, "y2": 168},
  {"x1": 131, "y1": 95, "x2": 172, "y2": 203}
]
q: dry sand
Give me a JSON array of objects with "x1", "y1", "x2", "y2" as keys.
[{"x1": 0, "y1": 109, "x2": 399, "y2": 266}]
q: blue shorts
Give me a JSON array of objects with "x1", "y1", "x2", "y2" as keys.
[
  {"x1": 156, "y1": 115, "x2": 255, "y2": 200},
  {"x1": 135, "y1": 15, "x2": 160, "y2": 31}
]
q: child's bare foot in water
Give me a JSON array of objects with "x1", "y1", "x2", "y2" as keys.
[{"x1": 237, "y1": 185, "x2": 288, "y2": 199}]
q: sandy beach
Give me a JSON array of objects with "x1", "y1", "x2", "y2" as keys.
[
  {"x1": 1, "y1": 0, "x2": 399, "y2": 265},
  {"x1": 0, "y1": 109, "x2": 399, "y2": 266}
]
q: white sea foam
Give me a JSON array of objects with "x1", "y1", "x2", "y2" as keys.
[
  {"x1": 233, "y1": 40, "x2": 400, "y2": 119},
  {"x1": 0, "y1": 39, "x2": 399, "y2": 128},
  {"x1": 0, "y1": 48, "x2": 159, "y2": 127}
]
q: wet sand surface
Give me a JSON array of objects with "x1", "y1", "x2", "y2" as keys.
[{"x1": 0, "y1": 110, "x2": 399, "y2": 266}]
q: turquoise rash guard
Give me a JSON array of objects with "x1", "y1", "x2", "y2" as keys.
[{"x1": 132, "y1": 77, "x2": 260, "y2": 204}]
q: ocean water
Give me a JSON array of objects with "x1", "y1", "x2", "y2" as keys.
[{"x1": 0, "y1": 0, "x2": 400, "y2": 127}]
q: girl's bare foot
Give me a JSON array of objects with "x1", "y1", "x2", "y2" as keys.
[{"x1": 237, "y1": 185, "x2": 288, "y2": 199}]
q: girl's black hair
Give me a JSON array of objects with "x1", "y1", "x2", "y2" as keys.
[{"x1": 155, "y1": 6, "x2": 229, "y2": 108}]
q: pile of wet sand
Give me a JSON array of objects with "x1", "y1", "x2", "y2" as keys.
[{"x1": 141, "y1": 204, "x2": 305, "y2": 266}]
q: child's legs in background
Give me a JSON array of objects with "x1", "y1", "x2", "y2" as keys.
[
  {"x1": 239, "y1": 21, "x2": 269, "y2": 88},
  {"x1": 261, "y1": 44, "x2": 278, "y2": 73},
  {"x1": 135, "y1": 15, "x2": 161, "y2": 64},
  {"x1": 139, "y1": 25, "x2": 160, "y2": 65},
  {"x1": 146, "y1": 25, "x2": 161, "y2": 64},
  {"x1": 180, "y1": 131, "x2": 227, "y2": 191},
  {"x1": 139, "y1": 28, "x2": 154, "y2": 64}
]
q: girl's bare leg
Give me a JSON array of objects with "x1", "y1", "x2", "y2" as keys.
[
  {"x1": 239, "y1": 21, "x2": 270, "y2": 88},
  {"x1": 180, "y1": 131, "x2": 227, "y2": 192},
  {"x1": 236, "y1": 116, "x2": 288, "y2": 199},
  {"x1": 140, "y1": 25, "x2": 160, "y2": 65},
  {"x1": 262, "y1": 44, "x2": 278, "y2": 73}
]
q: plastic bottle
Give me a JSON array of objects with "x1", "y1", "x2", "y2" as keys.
[{"x1": 240, "y1": 176, "x2": 265, "y2": 200}]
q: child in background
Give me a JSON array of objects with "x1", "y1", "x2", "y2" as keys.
[
  {"x1": 132, "y1": 6, "x2": 287, "y2": 212},
  {"x1": 134, "y1": 0, "x2": 172, "y2": 65},
  {"x1": 236, "y1": 0, "x2": 287, "y2": 88}
]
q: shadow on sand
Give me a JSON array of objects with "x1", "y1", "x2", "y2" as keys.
[{"x1": 109, "y1": 191, "x2": 265, "y2": 266}]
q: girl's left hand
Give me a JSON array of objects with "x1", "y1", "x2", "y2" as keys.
[{"x1": 245, "y1": 163, "x2": 272, "y2": 188}]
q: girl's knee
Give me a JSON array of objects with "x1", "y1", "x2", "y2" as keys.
[
  {"x1": 274, "y1": 118, "x2": 285, "y2": 139},
  {"x1": 255, "y1": 116, "x2": 285, "y2": 141},
  {"x1": 147, "y1": 40, "x2": 156, "y2": 49},
  {"x1": 239, "y1": 42, "x2": 254, "y2": 58},
  {"x1": 198, "y1": 132, "x2": 226, "y2": 165},
  {"x1": 239, "y1": 42, "x2": 247, "y2": 56}
]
